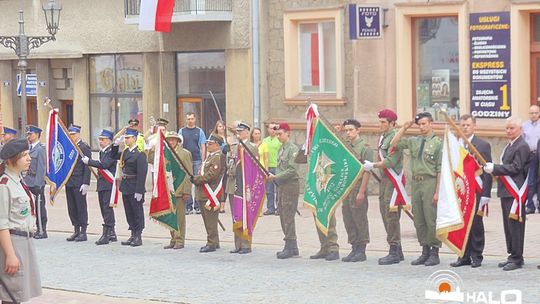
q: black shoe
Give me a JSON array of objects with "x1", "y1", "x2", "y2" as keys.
[
  {"x1": 411, "y1": 246, "x2": 430, "y2": 265},
  {"x1": 33, "y1": 232, "x2": 48, "y2": 239},
  {"x1": 378, "y1": 245, "x2": 400, "y2": 265},
  {"x1": 310, "y1": 251, "x2": 328, "y2": 259},
  {"x1": 537, "y1": 264, "x2": 540, "y2": 269},
  {"x1": 397, "y1": 244, "x2": 405, "y2": 261},
  {"x1": 74, "y1": 227, "x2": 88, "y2": 242},
  {"x1": 230, "y1": 248, "x2": 241, "y2": 254},
  {"x1": 130, "y1": 235, "x2": 142, "y2": 247},
  {"x1": 498, "y1": 260, "x2": 510, "y2": 268},
  {"x1": 503, "y1": 262, "x2": 522, "y2": 271},
  {"x1": 263, "y1": 210, "x2": 275, "y2": 216},
  {"x1": 450, "y1": 258, "x2": 471, "y2": 267},
  {"x1": 200, "y1": 245, "x2": 216, "y2": 253},
  {"x1": 164, "y1": 243, "x2": 175, "y2": 249},
  {"x1": 471, "y1": 260, "x2": 482, "y2": 268},
  {"x1": 109, "y1": 228, "x2": 117, "y2": 242},
  {"x1": 195, "y1": 208, "x2": 201, "y2": 214},
  {"x1": 238, "y1": 248, "x2": 252, "y2": 254},
  {"x1": 121, "y1": 236, "x2": 134, "y2": 246},
  {"x1": 185, "y1": 209, "x2": 193, "y2": 215},
  {"x1": 95, "y1": 226, "x2": 110, "y2": 245},
  {"x1": 349, "y1": 244, "x2": 367, "y2": 262},
  {"x1": 325, "y1": 251, "x2": 339, "y2": 261},
  {"x1": 526, "y1": 208, "x2": 536, "y2": 214},
  {"x1": 66, "y1": 226, "x2": 80, "y2": 242},
  {"x1": 277, "y1": 248, "x2": 297, "y2": 259},
  {"x1": 342, "y1": 246, "x2": 357, "y2": 262},
  {"x1": 424, "y1": 247, "x2": 440, "y2": 266}
]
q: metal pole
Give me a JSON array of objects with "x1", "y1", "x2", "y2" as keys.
[
  {"x1": 18, "y1": 10, "x2": 29, "y2": 134},
  {"x1": 251, "y1": 0, "x2": 260, "y2": 128}
]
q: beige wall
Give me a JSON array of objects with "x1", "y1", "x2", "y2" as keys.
[
  {"x1": 225, "y1": 49, "x2": 253, "y2": 125},
  {"x1": 0, "y1": 62, "x2": 14, "y2": 129}
]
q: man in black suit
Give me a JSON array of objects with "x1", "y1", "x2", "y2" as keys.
[
  {"x1": 82, "y1": 129, "x2": 118, "y2": 245},
  {"x1": 66, "y1": 125, "x2": 92, "y2": 242},
  {"x1": 450, "y1": 114, "x2": 492, "y2": 268},
  {"x1": 111, "y1": 128, "x2": 148, "y2": 247},
  {"x1": 484, "y1": 117, "x2": 530, "y2": 271}
]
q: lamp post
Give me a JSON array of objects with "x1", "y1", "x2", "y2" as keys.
[{"x1": 0, "y1": 0, "x2": 62, "y2": 133}]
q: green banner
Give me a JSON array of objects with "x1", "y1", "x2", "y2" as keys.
[{"x1": 303, "y1": 118, "x2": 363, "y2": 235}]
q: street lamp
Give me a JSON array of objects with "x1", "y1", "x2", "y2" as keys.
[{"x1": 0, "y1": 0, "x2": 62, "y2": 133}]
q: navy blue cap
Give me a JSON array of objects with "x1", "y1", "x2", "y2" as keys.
[
  {"x1": 26, "y1": 125, "x2": 42, "y2": 134},
  {"x1": 68, "y1": 124, "x2": 82, "y2": 134},
  {"x1": 125, "y1": 128, "x2": 138, "y2": 137},
  {"x1": 0, "y1": 138, "x2": 29, "y2": 160},
  {"x1": 2, "y1": 127, "x2": 17, "y2": 135},
  {"x1": 99, "y1": 129, "x2": 114, "y2": 140}
]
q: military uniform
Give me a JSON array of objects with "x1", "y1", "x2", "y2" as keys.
[
  {"x1": 111, "y1": 135, "x2": 148, "y2": 247},
  {"x1": 274, "y1": 138, "x2": 300, "y2": 258},
  {"x1": 86, "y1": 132, "x2": 118, "y2": 245},
  {"x1": 227, "y1": 139, "x2": 258, "y2": 253},
  {"x1": 193, "y1": 147, "x2": 224, "y2": 252},
  {"x1": 0, "y1": 138, "x2": 41, "y2": 302},
  {"x1": 24, "y1": 138, "x2": 47, "y2": 238},
  {"x1": 65, "y1": 138, "x2": 92, "y2": 242},
  {"x1": 341, "y1": 136, "x2": 373, "y2": 262},
  {"x1": 168, "y1": 144, "x2": 193, "y2": 248},
  {"x1": 377, "y1": 127, "x2": 406, "y2": 264},
  {"x1": 396, "y1": 129, "x2": 442, "y2": 265}
]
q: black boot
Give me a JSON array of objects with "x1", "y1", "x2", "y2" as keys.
[
  {"x1": 397, "y1": 244, "x2": 405, "y2": 261},
  {"x1": 350, "y1": 244, "x2": 367, "y2": 262},
  {"x1": 378, "y1": 245, "x2": 401, "y2": 265},
  {"x1": 310, "y1": 250, "x2": 329, "y2": 260},
  {"x1": 108, "y1": 227, "x2": 117, "y2": 242},
  {"x1": 121, "y1": 231, "x2": 134, "y2": 246},
  {"x1": 95, "y1": 225, "x2": 110, "y2": 245},
  {"x1": 74, "y1": 226, "x2": 88, "y2": 242},
  {"x1": 34, "y1": 224, "x2": 48, "y2": 239},
  {"x1": 130, "y1": 231, "x2": 142, "y2": 247},
  {"x1": 66, "y1": 226, "x2": 80, "y2": 241},
  {"x1": 277, "y1": 240, "x2": 298, "y2": 259},
  {"x1": 411, "y1": 245, "x2": 430, "y2": 265},
  {"x1": 424, "y1": 247, "x2": 440, "y2": 266},
  {"x1": 341, "y1": 244, "x2": 357, "y2": 262}
]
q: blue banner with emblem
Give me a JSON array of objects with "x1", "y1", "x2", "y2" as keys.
[{"x1": 45, "y1": 108, "x2": 79, "y2": 203}]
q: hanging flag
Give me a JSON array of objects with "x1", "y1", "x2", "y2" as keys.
[
  {"x1": 304, "y1": 103, "x2": 319, "y2": 155},
  {"x1": 304, "y1": 118, "x2": 363, "y2": 235},
  {"x1": 436, "y1": 129, "x2": 482, "y2": 257},
  {"x1": 231, "y1": 146, "x2": 267, "y2": 240},
  {"x1": 139, "y1": 0, "x2": 176, "y2": 32},
  {"x1": 45, "y1": 109, "x2": 79, "y2": 204},
  {"x1": 149, "y1": 131, "x2": 186, "y2": 231}
]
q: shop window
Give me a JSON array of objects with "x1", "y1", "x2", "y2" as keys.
[
  {"x1": 89, "y1": 54, "x2": 143, "y2": 149},
  {"x1": 284, "y1": 8, "x2": 344, "y2": 104},
  {"x1": 414, "y1": 17, "x2": 459, "y2": 121}
]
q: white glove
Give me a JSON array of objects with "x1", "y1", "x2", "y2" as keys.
[
  {"x1": 134, "y1": 193, "x2": 143, "y2": 202},
  {"x1": 80, "y1": 184, "x2": 89, "y2": 196},
  {"x1": 114, "y1": 136, "x2": 124, "y2": 146},
  {"x1": 363, "y1": 160, "x2": 374, "y2": 172},
  {"x1": 483, "y1": 162, "x2": 494, "y2": 174},
  {"x1": 81, "y1": 156, "x2": 89, "y2": 165},
  {"x1": 479, "y1": 196, "x2": 490, "y2": 205}
]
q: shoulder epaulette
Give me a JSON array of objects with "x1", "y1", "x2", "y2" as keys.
[{"x1": 0, "y1": 177, "x2": 8, "y2": 185}]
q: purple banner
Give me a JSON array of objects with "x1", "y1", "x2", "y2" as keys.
[
  {"x1": 231, "y1": 147, "x2": 266, "y2": 239},
  {"x1": 470, "y1": 12, "x2": 511, "y2": 119}
]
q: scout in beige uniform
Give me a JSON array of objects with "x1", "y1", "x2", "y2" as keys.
[
  {"x1": 164, "y1": 132, "x2": 193, "y2": 249},
  {"x1": 0, "y1": 138, "x2": 42, "y2": 302},
  {"x1": 227, "y1": 122, "x2": 258, "y2": 254},
  {"x1": 391, "y1": 112, "x2": 442, "y2": 266},
  {"x1": 192, "y1": 135, "x2": 225, "y2": 253},
  {"x1": 267, "y1": 123, "x2": 300, "y2": 259},
  {"x1": 364, "y1": 109, "x2": 407, "y2": 265}
]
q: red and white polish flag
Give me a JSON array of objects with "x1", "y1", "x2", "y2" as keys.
[{"x1": 138, "y1": 0, "x2": 176, "y2": 32}]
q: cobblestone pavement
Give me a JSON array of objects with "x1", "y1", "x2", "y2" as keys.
[{"x1": 25, "y1": 188, "x2": 540, "y2": 303}]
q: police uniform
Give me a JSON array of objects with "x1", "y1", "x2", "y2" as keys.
[
  {"x1": 227, "y1": 122, "x2": 258, "y2": 254},
  {"x1": 24, "y1": 125, "x2": 48, "y2": 239},
  {"x1": 65, "y1": 125, "x2": 92, "y2": 242},
  {"x1": 341, "y1": 120, "x2": 373, "y2": 263},
  {"x1": 164, "y1": 131, "x2": 193, "y2": 249},
  {"x1": 0, "y1": 127, "x2": 18, "y2": 154},
  {"x1": 193, "y1": 135, "x2": 225, "y2": 253},
  {"x1": 0, "y1": 138, "x2": 42, "y2": 302},
  {"x1": 395, "y1": 112, "x2": 442, "y2": 266},
  {"x1": 274, "y1": 123, "x2": 300, "y2": 259},
  {"x1": 86, "y1": 129, "x2": 118, "y2": 245},
  {"x1": 375, "y1": 110, "x2": 406, "y2": 265},
  {"x1": 111, "y1": 128, "x2": 148, "y2": 247}
]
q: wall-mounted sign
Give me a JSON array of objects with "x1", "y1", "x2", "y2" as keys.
[
  {"x1": 349, "y1": 4, "x2": 382, "y2": 39},
  {"x1": 470, "y1": 12, "x2": 511, "y2": 119},
  {"x1": 16, "y1": 74, "x2": 37, "y2": 97}
]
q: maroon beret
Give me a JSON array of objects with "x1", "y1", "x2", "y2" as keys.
[
  {"x1": 278, "y1": 123, "x2": 291, "y2": 132},
  {"x1": 377, "y1": 109, "x2": 398, "y2": 122}
]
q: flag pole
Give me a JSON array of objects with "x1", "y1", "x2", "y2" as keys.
[{"x1": 440, "y1": 111, "x2": 488, "y2": 166}]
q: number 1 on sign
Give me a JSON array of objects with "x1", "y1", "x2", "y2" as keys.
[{"x1": 499, "y1": 84, "x2": 510, "y2": 110}]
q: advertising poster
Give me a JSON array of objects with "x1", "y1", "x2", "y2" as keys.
[
  {"x1": 470, "y1": 12, "x2": 511, "y2": 119},
  {"x1": 431, "y1": 69, "x2": 451, "y2": 103}
]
